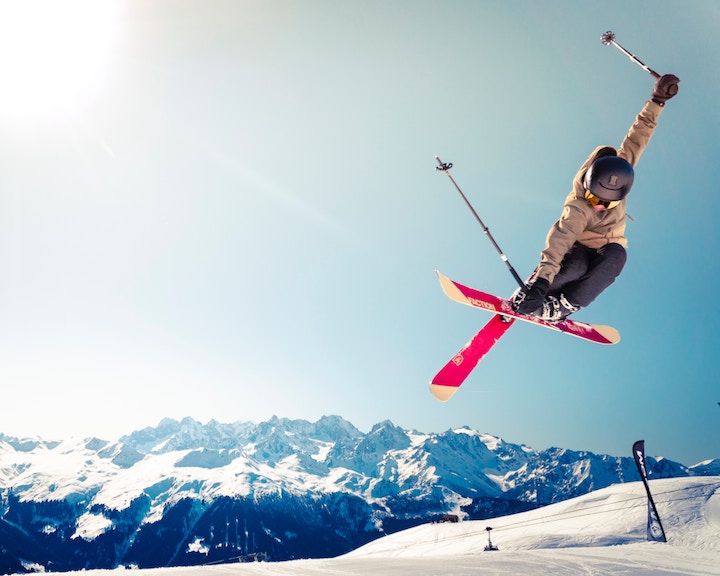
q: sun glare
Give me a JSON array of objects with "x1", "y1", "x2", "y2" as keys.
[{"x1": 0, "y1": 0, "x2": 119, "y2": 119}]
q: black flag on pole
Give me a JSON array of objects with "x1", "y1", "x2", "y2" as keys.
[{"x1": 632, "y1": 440, "x2": 667, "y2": 542}]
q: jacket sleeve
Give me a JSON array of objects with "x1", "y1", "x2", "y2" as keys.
[
  {"x1": 617, "y1": 100, "x2": 663, "y2": 167},
  {"x1": 536, "y1": 200, "x2": 590, "y2": 283}
]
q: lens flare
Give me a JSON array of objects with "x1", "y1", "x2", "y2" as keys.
[{"x1": 0, "y1": 0, "x2": 119, "y2": 119}]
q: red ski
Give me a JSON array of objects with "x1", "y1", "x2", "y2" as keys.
[
  {"x1": 430, "y1": 314, "x2": 514, "y2": 401},
  {"x1": 430, "y1": 272, "x2": 620, "y2": 401}
]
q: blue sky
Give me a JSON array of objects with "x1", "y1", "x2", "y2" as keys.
[{"x1": 0, "y1": 0, "x2": 717, "y2": 466}]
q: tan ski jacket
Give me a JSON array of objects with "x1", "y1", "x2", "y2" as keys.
[{"x1": 535, "y1": 100, "x2": 664, "y2": 284}]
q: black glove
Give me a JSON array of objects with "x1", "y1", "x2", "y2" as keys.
[
  {"x1": 514, "y1": 277, "x2": 550, "y2": 315},
  {"x1": 651, "y1": 74, "x2": 680, "y2": 106}
]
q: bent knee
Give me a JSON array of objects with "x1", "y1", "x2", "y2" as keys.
[{"x1": 600, "y1": 243, "x2": 627, "y2": 275}]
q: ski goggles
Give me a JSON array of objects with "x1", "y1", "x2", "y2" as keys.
[{"x1": 585, "y1": 189, "x2": 620, "y2": 210}]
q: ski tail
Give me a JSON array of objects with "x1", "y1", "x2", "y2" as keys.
[{"x1": 430, "y1": 384, "x2": 459, "y2": 402}]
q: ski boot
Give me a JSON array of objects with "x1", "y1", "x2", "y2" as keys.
[{"x1": 537, "y1": 294, "x2": 579, "y2": 323}]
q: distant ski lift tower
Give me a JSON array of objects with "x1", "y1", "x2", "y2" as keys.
[{"x1": 484, "y1": 526, "x2": 499, "y2": 551}]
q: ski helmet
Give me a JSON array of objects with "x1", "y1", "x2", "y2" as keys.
[{"x1": 583, "y1": 156, "x2": 634, "y2": 202}]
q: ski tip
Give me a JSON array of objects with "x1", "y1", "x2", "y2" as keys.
[
  {"x1": 430, "y1": 383, "x2": 459, "y2": 402},
  {"x1": 593, "y1": 324, "x2": 621, "y2": 345},
  {"x1": 435, "y1": 271, "x2": 467, "y2": 303}
]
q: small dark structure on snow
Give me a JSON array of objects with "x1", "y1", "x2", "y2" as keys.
[{"x1": 484, "y1": 526, "x2": 499, "y2": 551}]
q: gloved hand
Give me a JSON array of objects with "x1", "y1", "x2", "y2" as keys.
[
  {"x1": 651, "y1": 74, "x2": 680, "y2": 106},
  {"x1": 513, "y1": 277, "x2": 550, "y2": 316}
]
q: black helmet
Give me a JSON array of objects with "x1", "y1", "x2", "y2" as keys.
[{"x1": 583, "y1": 156, "x2": 634, "y2": 202}]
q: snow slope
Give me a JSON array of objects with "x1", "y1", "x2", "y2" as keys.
[{"x1": 55, "y1": 476, "x2": 720, "y2": 576}]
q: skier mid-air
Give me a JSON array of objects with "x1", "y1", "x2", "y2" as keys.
[
  {"x1": 512, "y1": 72, "x2": 680, "y2": 323},
  {"x1": 430, "y1": 33, "x2": 682, "y2": 400}
]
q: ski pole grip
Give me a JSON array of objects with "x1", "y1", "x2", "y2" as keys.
[{"x1": 652, "y1": 72, "x2": 679, "y2": 98}]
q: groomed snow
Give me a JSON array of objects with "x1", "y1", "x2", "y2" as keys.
[{"x1": 56, "y1": 476, "x2": 719, "y2": 576}]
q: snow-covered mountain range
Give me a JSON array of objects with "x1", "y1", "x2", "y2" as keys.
[{"x1": 0, "y1": 416, "x2": 717, "y2": 573}]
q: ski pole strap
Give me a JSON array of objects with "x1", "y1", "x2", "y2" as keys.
[{"x1": 435, "y1": 156, "x2": 526, "y2": 290}]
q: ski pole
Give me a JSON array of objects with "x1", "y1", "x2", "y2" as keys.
[
  {"x1": 601, "y1": 31, "x2": 660, "y2": 78},
  {"x1": 601, "y1": 31, "x2": 678, "y2": 95},
  {"x1": 435, "y1": 156, "x2": 526, "y2": 290}
]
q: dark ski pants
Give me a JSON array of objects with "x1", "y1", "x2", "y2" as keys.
[{"x1": 547, "y1": 242, "x2": 627, "y2": 308}]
